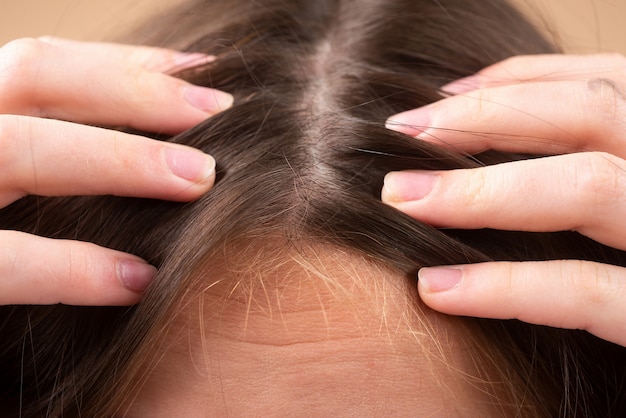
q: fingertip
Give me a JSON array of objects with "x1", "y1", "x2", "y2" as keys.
[
  {"x1": 440, "y1": 75, "x2": 483, "y2": 95},
  {"x1": 117, "y1": 259, "x2": 158, "y2": 293},
  {"x1": 183, "y1": 85, "x2": 234, "y2": 116},
  {"x1": 161, "y1": 148, "x2": 216, "y2": 202},
  {"x1": 172, "y1": 52, "x2": 215, "y2": 70},
  {"x1": 417, "y1": 266, "x2": 478, "y2": 317},
  {"x1": 164, "y1": 145, "x2": 216, "y2": 194},
  {"x1": 381, "y1": 172, "x2": 396, "y2": 203},
  {"x1": 386, "y1": 107, "x2": 431, "y2": 138},
  {"x1": 418, "y1": 267, "x2": 463, "y2": 294},
  {"x1": 382, "y1": 171, "x2": 438, "y2": 203}
]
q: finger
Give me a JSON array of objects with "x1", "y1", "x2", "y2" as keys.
[
  {"x1": 382, "y1": 152, "x2": 626, "y2": 251},
  {"x1": 442, "y1": 53, "x2": 626, "y2": 94},
  {"x1": 386, "y1": 79, "x2": 626, "y2": 157},
  {"x1": 417, "y1": 260, "x2": 626, "y2": 347},
  {"x1": 0, "y1": 231, "x2": 156, "y2": 305},
  {"x1": 37, "y1": 36, "x2": 207, "y2": 72},
  {"x1": 0, "y1": 38, "x2": 233, "y2": 134},
  {"x1": 0, "y1": 115, "x2": 215, "y2": 206}
]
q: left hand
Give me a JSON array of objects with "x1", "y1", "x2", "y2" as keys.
[
  {"x1": 0, "y1": 37, "x2": 231, "y2": 305},
  {"x1": 382, "y1": 54, "x2": 626, "y2": 346}
]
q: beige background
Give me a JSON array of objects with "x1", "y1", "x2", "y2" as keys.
[
  {"x1": 517, "y1": 0, "x2": 626, "y2": 53},
  {"x1": 0, "y1": 0, "x2": 180, "y2": 44},
  {"x1": 0, "y1": 0, "x2": 624, "y2": 53}
]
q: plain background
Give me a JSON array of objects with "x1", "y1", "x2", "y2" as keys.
[{"x1": 0, "y1": 0, "x2": 624, "y2": 52}]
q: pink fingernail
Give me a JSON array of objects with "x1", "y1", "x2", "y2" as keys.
[
  {"x1": 382, "y1": 171, "x2": 438, "y2": 202},
  {"x1": 418, "y1": 267, "x2": 462, "y2": 292},
  {"x1": 184, "y1": 85, "x2": 234, "y2": 114},
  {"x1": 441, "y1": 75, "x2": 482, "y2": 95},
  {"x1": 165, "y1": 147, "x2": 215, "y2": 183},
  {"x1": 117, "y1": 260, "x2": 158, "y2": 292},
  {"x1": 174, "y1": 52, "x2": 214, "y2": 68},
  {"x1": 385, "y1": 106, "x2": 431, "y2": 137}
]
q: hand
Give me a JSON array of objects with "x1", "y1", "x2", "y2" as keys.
[
  {"x1": 383, "y1": 54, "x2": 626, "y2": 346},
  {"x1": 0, "y1": 37, "x2": 233, "y2": 305}
]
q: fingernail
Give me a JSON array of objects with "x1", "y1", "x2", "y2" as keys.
[
  {"x1": 385, "y1": 106, "x2": 431, "y2": 137},
  {"x1": 419, "y1": 267, "x2": 462, "y2": 292},
  {"x1": 165, "y1": 147, "x2": 215, "y2": 183},
  {"x1": 184, "y1": 85, "x2": 234, "y2": 114},
  {"x1": 174, "y1": 52, "x2": 214, "y2": 68},
  {"x1": 117, "y1": 260, "x2": 158, "y2": 292},
  {"x1": 382, "y1": 171, "x2": 438, "y2": 202},
  {"x1": 441, "y1": 75, "x2": 482, "y2": 95}
]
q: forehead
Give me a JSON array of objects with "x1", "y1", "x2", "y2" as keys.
[{"x1": 119, "y1": 243, "x2": 503, "y2": 416}]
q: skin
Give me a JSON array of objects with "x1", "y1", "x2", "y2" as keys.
[
  {"x1": 383, "y1": 54, "x2": 626, "y2": 347},
  {"x1": 121, "y1": 250, "x2": 511, "y2": 416},
  {"x1": 0, "y1": 37, "x2": 233, "y2": 306}
]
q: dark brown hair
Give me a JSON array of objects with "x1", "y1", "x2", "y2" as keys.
[{"x1": 1, "y1": 0, "x2": 626, "y2": 416}]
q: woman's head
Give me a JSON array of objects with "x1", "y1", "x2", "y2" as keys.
[{"x1": 2, "y1": 0, "x2": 626, "y2": 416}]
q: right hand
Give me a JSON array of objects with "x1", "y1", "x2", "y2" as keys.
[
  {"x1": 0, "y1": 37, "x2": 233, "y2": 306},
  {"x1": 383, "y1": 54, "x2": 626, "y2": 346}
]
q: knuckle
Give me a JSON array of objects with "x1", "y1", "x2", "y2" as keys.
[
  {"x1": 570, "y1": 261, "x2": 624, "y2": 309},
  {"x1": 0, "y1": 37, "x2": 44, "y2": 67},
  {"x1": 499, "y1": 262, "x2": 515, "y2": 296},
  {"x1": 578, "y1": 77, "x2": 626, "y2": 124},
  {"x1": 52, "y1": 241, "x2": 110, "y2": 304},
  {"x1": 571, "y1": 152, "x2": 626, "y2": 210},
  {"x1": 124, "y1": 68, "x2": 160, "y2": 108},
  {"x1": 0, "y1": 38, "x2": 46, "y2": 95},
  {"x1": 109, "y1": 132, "x2": 136, "y2": 171},
  {"x1": 103, "y1": 68, "x2": 165, "y2": 128},
  {"x1": 463, "y1": 89, "x2": 496, "y2": 124},
  {"x1": 60, "y1": 243, "x2": 93, "y2": 294},
  {"x1": 463, "y1": 168, "x2": 490, "y2": 210}
]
